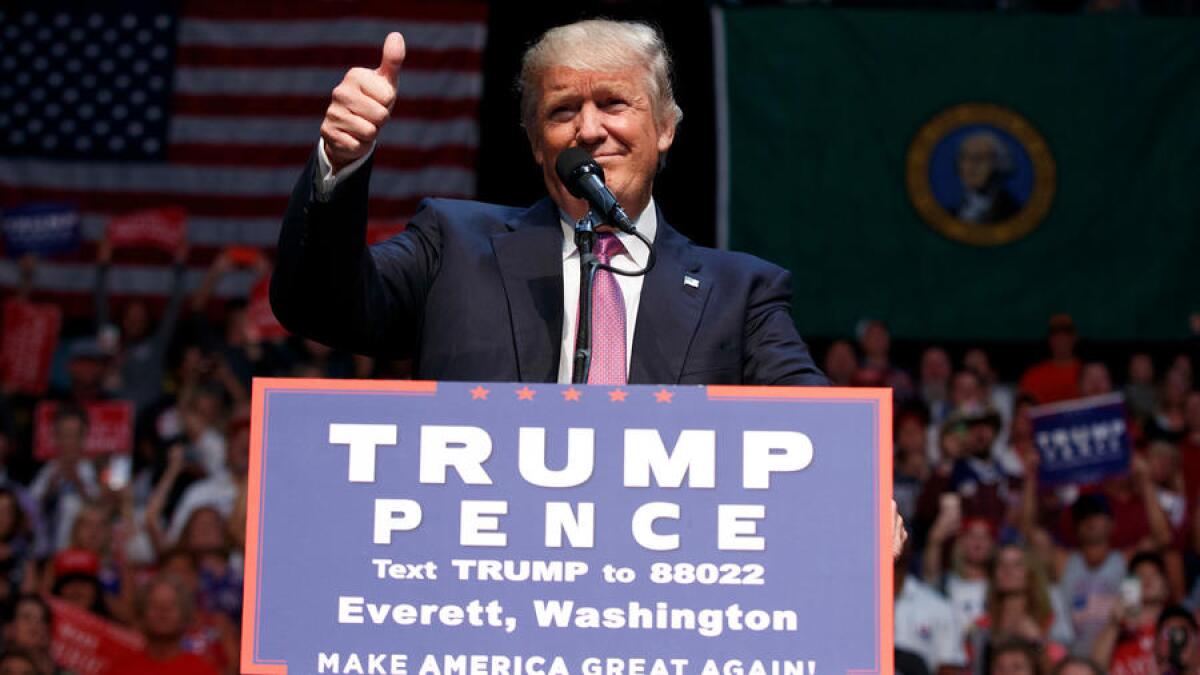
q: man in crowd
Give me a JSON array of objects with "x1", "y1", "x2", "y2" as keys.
[
  {"x1": 1019, "y1": 314, "x2": 1082, "y2": 404},
  {"x1": 0, "y1": 594, "x2": 57, "y2": 675},
  {"x1": 1090, "y1": 551, "x2": 1171, "y2": 674},
  {"x1": 109, "y1": 574, "x2": 218, "y2": 675},
  {"x1": 918, "y1": 406, "x2": 1013, "y2": 534},
  {"x1": 29, "y1": 406, "x2": 100, "y2": 552},
  {"x1": 1156, "y1": 605, "x2": 1200, "y2": 675},
  {"x1": 895, "y1": 545, "x2": 968, "y2": 675}
]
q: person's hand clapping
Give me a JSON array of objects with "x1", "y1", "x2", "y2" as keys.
[{"x1": 321, "y1": 32, "x2": 405, "y2": 174}]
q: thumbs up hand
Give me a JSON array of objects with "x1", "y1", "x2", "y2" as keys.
[{"x1": 321, "y1": 32, "x2": 406, "y2": 173}]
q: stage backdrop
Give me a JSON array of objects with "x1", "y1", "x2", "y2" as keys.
[{"x1": 716, "y1": 8, "x2": 1200, "y2": 341}]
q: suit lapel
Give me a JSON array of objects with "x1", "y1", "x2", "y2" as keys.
[
  {"x1": 491, "y1": 198, "x2": 564, "y2": 382},
  {"x1": 628, "y1": 211, "x2": 710, "y2": 385}
]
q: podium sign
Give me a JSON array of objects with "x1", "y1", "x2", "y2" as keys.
[{"x1": 242, "y1": 380, "x2": 892, "y2": 675}]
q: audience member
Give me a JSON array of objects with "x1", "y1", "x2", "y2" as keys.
[
  {"x1": 1125, "y1": 354, "x2": 1159, "y2": 424},
  {"x1": 1019, "y1": 315, "x2": 1082, "y2": 405},
  {"x1": 1090, "y1": 551, "x2": 1171, "y2": 675},
  {"x1": 921, "y1": 347, "x2": 955, "y2": 424},
  {"x1": 107, "y1": 573, "x2": 219, "y2": 675},
  {"x1": 823, "y1": 339, "x2": 858, "y2": 387},
  {"x1": 0, "y1": 594, "x2": 57, "y2": 675},
  {"x1": 1155, "y1": 605, "x2": 1200, "y2": 674},
  {"x1": 896, "y1": 545, "x2": 969, "y2": 675},
  {"x1": 853, "y1": 320, "x2": 915, "y2": 398},
  {"x1": 966, "y1": 544, "x2": 1070, "y2": 672},
  {"x1": 29, "y1": 407, "x2": 100, "y2": 552}
]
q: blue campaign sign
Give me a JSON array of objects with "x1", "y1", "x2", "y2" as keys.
[
  {"x1": 242, "y1": 380, "x2": 892, "y2": 675},
  {"x1": 1031, "y1": 393, "x2": 1131, "y2": 487},
  {"x1": 0, "y1": 204, "x2": 81, "y2": 257}
]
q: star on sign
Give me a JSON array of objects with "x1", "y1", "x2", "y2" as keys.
[
  {"x1": 516, "y1": 386, "x2": 536, "y2": 401},
  {"x1": 469, "y1": 385, "x2": 489, "y2": 400},
  {"x1": 562, "y1": 388, "x2": 582, "y2": 402},
  {"x1": 653, "y1": 389, "x2": 674, "y2": 403},
  {"x1": 608, "y1": 389, "x2": 628, "y2": 402}
]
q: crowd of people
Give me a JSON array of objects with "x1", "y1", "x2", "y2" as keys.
[
  {"x1": 869, "y1": 315, "x2": 1200, "y2": 675},
  {"x1": 0, "y1": 241, "x2": 1197, "y2": 674},
  {"x1": 0, "y1": 243, "x2": 417, "y2": 674}
]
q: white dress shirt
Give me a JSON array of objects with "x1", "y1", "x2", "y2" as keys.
[{"x1": 315, "y1": 140, "x2": 657, "y2": 383}]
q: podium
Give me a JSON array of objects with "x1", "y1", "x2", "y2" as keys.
[{"x1": 241, "y1": 379, "x2": 893, "y2": 675}]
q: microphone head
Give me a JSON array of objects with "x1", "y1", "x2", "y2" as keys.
[{"x1": 554, "y1": 147, "x2": 605, "y2": 199}]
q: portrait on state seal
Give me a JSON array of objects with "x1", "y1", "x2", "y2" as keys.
[{"x1": 907, "y1": 103, "x2": 1056, "y2": 247}]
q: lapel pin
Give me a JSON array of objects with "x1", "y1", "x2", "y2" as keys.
[{"x1": 683, "y1": 275, "x2": 700, "y2": 289}]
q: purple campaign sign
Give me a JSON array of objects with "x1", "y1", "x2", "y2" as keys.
[
  {"x1": 242, "y1": 380, "x2": 893, "y2": 675},
  {"x1": 1031, "y1": 393, "x2": 1132, "y2": 488}
]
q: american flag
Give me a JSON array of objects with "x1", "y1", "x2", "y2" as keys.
[{"x1": 0, "y1": 1, "x2": 487, "y2": 308}]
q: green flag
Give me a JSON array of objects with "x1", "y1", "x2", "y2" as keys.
[{"x1": 717, "y1": 8, "x2": 1200, "y2": 341}]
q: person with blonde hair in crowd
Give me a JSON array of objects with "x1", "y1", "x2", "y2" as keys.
[{"x1": 967, "y1": 544, "x2": 1071, "y2": 673}]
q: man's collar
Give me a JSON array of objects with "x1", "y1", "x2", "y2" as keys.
[{"x1": 558, "y1": 197, "x2": 657, "y2": 268}]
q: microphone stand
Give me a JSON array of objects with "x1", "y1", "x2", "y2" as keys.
[
  {"x1": 572, "y1": 211, "x2": 600, "y2": 384},
  {"x1": 569, "y1": 209, "x2": 657, "y2": 384}
]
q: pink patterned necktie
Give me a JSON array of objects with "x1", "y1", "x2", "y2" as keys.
[{"x1": 587, "y1": 233, "x2": 627, "y2": 385}]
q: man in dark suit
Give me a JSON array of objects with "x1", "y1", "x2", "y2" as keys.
[
  {"x1": 271, "y1": 20, "x2": 826, "y2": 387},
  {"x1": 272, "y1": 18, "x2": 907, "y2": 557}
]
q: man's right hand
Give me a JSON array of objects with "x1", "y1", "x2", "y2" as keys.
[{"x1": 321, "y1": 32, "x2": 406, "y2": 174}]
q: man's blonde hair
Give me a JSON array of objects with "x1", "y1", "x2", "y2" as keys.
[{"x1": 518, "y1": 19, "x2": 683, "y2": 140}]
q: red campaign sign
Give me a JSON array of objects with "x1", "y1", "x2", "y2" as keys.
[
  {"x1": 246, "y1": 274, "x2": 289, "y2": 341},
  {"x1": 48, "y1": 596, "x2": 145, "y2": 675},
  {"x1": 0, "y1": 299, "x2": 62, "y2": 395},
  {"x1": 107, "y1": 207, "x2": 187, "y2": 253},
  {"x1": 366, "y1": 219, "x2": 406, "y2": 245},
  {"x1": 34, "y1": 400, "x2": 134, "y2": 461}
]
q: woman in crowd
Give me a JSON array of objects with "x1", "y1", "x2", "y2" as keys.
[{"x1": 968, "y1": 544, "x2": 1071, "y2": 673}]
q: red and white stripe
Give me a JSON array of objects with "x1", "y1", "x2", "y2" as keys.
[{"x1": 0, "y1": 0, "x2": 487, "y2": 303}]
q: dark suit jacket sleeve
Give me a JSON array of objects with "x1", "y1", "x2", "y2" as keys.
[
  {"x1": 741, "y1": 263, "x2": 829, "y2": 386},
  {"x1": 270, "y1": 153, "x2": 441, "y2": 357}
]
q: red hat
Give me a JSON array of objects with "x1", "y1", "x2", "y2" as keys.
[
  {"x1": 53, "y1": 548, "x2": 101, "y2": 578},
  {"x1": 960, "y1": 517, "x2": 997, "y2": 538}
]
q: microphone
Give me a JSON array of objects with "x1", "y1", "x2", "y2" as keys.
[{"x1": 554, "y1": 147, "x2": 636, "y2": 233}]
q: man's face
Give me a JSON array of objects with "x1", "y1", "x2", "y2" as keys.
[
  {"x1": 1080, "y1": 364, "x2": 1113, "y2": 397},
  {"x1": 58, "y1": 578, "x2": 98, "y2": 611},
  {"x1": 9, "y1": 600, "x2": 49, "y2": 649},
  {"x1": 968, "y1": 422, "x2": 997, "y2": 459},
  {"x1": 920, "y1": 348, "x2": 951, "y2": 387},
  {"x1": 53, "y1": 417, "x2": 87, "y2": 459},
  {"x1": 957, "y1": 135, "x2": 996, "y2": 190},
  {"x1": 1076, "y1": 513, "x2": 1113, "y2": 548},
  {"x1": 530, "y1": 66, "x2": 675, "y2": 222},
  {"x1": 860, "y1": 322, "x2": 889, "y2": 359},
  {"x1": 951, "y1": 372, "x2": 982, "y2": 407},
  {"x1": 896, "y1": 418, "x2": 926, "y2": 457},
  {"x1": 960, "y1": 521, "x2": 994, "y2": 566},
  {"x1": 1049, "y1": 329, "x2": 1076, "y2": 360},
  {"x1": 1134, "y1": 561, "x2": 1169, "y2": 605},
  {"x1": 144, "y1": 583, "x2": 186, "y2": 639}
]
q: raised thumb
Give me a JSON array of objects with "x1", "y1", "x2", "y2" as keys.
[{"x1": 376, "y1": 32, "x2": 406, "y2": 82}]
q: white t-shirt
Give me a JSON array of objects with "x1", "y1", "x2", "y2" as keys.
[
  {"x1": 945, "y1": 574, "x2": 988, "y2": 630},
  {"x1": 896, "y1": 577, "x2": 968, "y2": 673}
]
